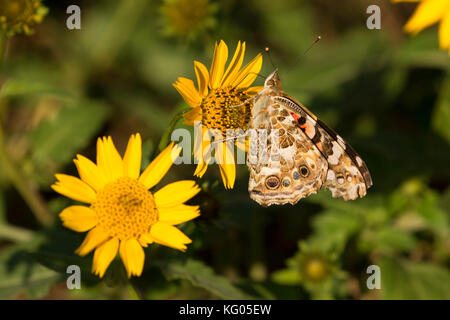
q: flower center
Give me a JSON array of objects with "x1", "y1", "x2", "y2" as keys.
[
  {"x1": 92, "y1": 177, "x2": 158, "y2": 240},
  {"x1": 304, "y1": 258, "x2": 328, "y2": 282},
  {"x1": 201, "y1": 87, "x2": 253, "y2": 137},
  {"x1": 0, "y1": 0, "x2": 31, "y2": 23}
]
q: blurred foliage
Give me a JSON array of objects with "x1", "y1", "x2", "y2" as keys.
[{"x1": 0, "y1": 0, "x2": 449, "y2": 300}]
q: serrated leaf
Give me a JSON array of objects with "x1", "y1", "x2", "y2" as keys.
[{"x1": 161, "y1": 259, "x2": 250, "y2": 300}]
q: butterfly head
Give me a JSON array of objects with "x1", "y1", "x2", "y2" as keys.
[{"x1": 264, "y1": 69, "x2": 283, "y2": 92}]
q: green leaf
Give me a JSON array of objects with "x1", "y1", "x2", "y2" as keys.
[
  {"x1": 271, "y1": 268, "x2": 301, "y2": 286},
  {"x1": 28, "y1": 100, "x2": 109, "y2": 184},
  {"x1": 380, "y1": 258, "x2": 450, "y2": 299},
  {"x1": 432, "y1": 74, "x2": 450, "y2": 145},
  {"x1": 416, "y1": 190, "x2": 449, "y2": 237},
  {"x1": 368, "y1": 227, "x2": 417, "y2": 254},
  {"x1": 161, "y1": 259, "x2": 251, "y2": 300},
  {"x1": 309, "y1": 210, "x2": 361, "y2": 252},
  {"x1": 394, "y1": 28, "x2": 449, "y2": 69},
  {"x1": 29, "y1": 251, "x2": 95, "y2": 279},
  {"x1": 0, "y1": 79, "x2": 71, "y2": 99},
  {"x1": 0, "y1": 242, "x2": 61, "y2": 298}
]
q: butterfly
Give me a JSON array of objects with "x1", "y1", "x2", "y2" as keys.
[{"x1": 246, "y1": 69, "x2": 373, "y2": 206}]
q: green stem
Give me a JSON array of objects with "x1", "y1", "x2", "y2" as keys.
[
  {"x1": 0, "y1": 30, "x2": 6, "y2": 68},
  {"x1": 126, "y1": 280, "x2": 144, "y2": 300},
  {"x1": 0, "y1": 224, "x2": 34, "y2": 242},
  {"x1": 0, "y1": 128, "x2": 53, "y2": 227},
  {"x1": 157, "y1": 108, "x2": 191, "y2": 153}
]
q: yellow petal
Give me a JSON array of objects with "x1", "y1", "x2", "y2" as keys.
[
  {"x1": 194, "y1": 141, "x2": 212, "y2": 178},
  {"x1": 216, "y1": 142, "x2": 236, "y2": 189},
  {"x1": 154, "y1": 180, "x2": 200, "y2": 207},
  {"x1": 74, "y1": 155, "x2": 107, "y2": 192},
  {"x1": 194, "y1": 126, "x2": 211, "y2": 162},
  {"x1": 194, "y1": 61, "x2": 209, "y2": 97},
  {"x1": 221, "y1": 41, "x2": 246, "y2": 86},
  {"x1": 173, "y1": 77, "x2": 203, "y2": 107},
  {"x1": 194, "y1": 161, "x2": 209, "y2": 177},
  {"x1": 119, "y1": 238, "x2": 145, "y2": 278},
  {"x1": 75, "y1": 227, "x2": 110, "y2": 256},
  {"x1": 139, "y1": 142, "x2": 182, "y2": 189},
  {"x1": 96, "y1": 137, "x2": 124, "y2": 182},
  {"x1": 149, "y1": 222, "x2": 192, "y2": 251},
  {"x1": 183, "y1": 107, "x2": 202, "y2": 126},
  {"x1": 235, "y1": 136, "x2": 250, "y2": 152},
  {"x1": 230, "y1": 53, "x2": 263, "y2": 89},
  {"x1": 92, "y1": 238, "x2": 119, "y2": 278},
  {"x1": 439, "y1": 9, "x2": 450, "y2": 50},
  {"x1": 138, "y1": 233, "x2": 154, "y2": 247},
  {"x1": 123, "y1": 133, "x2": 142, "y2": 179},
  {"x1": 52, "y1": 174, "x2": 97, "y2": 203},
  {"x1": 246, "y1": 86, "x2": 264, "y2": 96},
  {"x1": 158, "y1": 204, "x2": 200, "y2": 225},
  {"x1": 404, "y1": 0, "x2": 449, "y2": 34},
  {"x1": 59, "y1": 205, "x2": 97, "y2": 232},
  {"x1": 209, "y1": 40, "x2": 229, "y2": 89}
]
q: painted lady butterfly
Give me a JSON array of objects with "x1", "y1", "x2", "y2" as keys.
[{"x1": 246, "y1": 69, "x2": 373, "y2": 206}]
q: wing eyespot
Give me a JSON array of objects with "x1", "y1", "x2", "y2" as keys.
[
  {"x1": 300, "y1": 165, "x2": 309, "y2": 177},
  {"x1": 282, "y1": 178, "x2": 291, "y2": 187},
  {"x1": 265, "y1": 176, "x2": 280, "y2": 190}
]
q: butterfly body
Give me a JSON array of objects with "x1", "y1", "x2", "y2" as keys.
[{"x1": 247, "y1": 70, "x2": 372, "y2": 206}]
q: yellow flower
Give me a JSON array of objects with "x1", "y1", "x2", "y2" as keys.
[
  {"x1": 0, "y1": 0, "x2": 48, "y2": 36},
  {"x1": 393, "y1": 0, "x2": 450, "y2": 53},
  {"x1": 52, "y1": 134, "x2": 201, "y2": 278},
  {"x1": 173, "y1": 40, "x2": 263, "y2": 189},
  {"x1": 300, "y1": 256, "x2": 331, "y2": 283},
  {"x1": 160, "y1": 0, "x2": 217, "y2": 40}
]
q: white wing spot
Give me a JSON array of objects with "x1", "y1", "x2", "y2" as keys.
[
  {"x1": 327, "y1": 142, "x2": 342, "y2": 165},
  {"x1": 327, "y1": 170, "x2": 335, "y2": 181},
  {"x1": 337, "y1": 135, "x2": 346, "y2": 149},
  {"x1": 356, "y1": 156, "x2": 363, "y2": 166}
]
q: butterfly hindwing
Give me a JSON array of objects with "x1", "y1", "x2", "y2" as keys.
[{"x1": 247, "y1": 91, "x2": 328, "y2": 206}]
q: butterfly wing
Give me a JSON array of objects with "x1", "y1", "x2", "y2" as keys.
[
  {"x1": 247, "y1": 94, "x2": 328, "y2": 206},
  {"x1": 274, "y1": 95, "x2": 373, "y2": 201}
]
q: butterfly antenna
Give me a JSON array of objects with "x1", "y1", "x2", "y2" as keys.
[
  {"x1": 264, "y1": 46, "x2": 276, "y2": 69},
  {"x1": 288, "y1": 35, "x2": 321, "y2": 72}
]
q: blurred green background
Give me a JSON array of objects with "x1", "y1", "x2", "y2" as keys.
[{"x1": 0, "y1": 0, "x2": 449, "y2": 299}]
